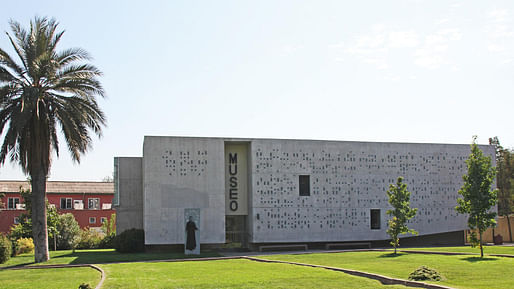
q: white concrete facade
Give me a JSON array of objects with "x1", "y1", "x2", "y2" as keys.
[{"x1": 115, "y1": 136, "x2": 495, "y2": 246}]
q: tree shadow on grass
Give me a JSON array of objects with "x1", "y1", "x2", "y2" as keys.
[
  {"x1": 0, "y1": 262, "x2": 35, "y2": 269},
  {"x1": 58, "y1": 250, "x2": 221, "y2": 265},
  {"x1": 461, "y1": 256, "x2": 498, "y2": 263},
  {"x1": 378, "y1": 252, "x2": 407, "y2": 258}
]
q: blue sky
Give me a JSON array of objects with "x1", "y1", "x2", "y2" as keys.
[{"x1": 1, "y1": 0, "x2": 513, "y2": 181}]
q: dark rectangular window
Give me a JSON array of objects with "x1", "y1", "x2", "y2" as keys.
[
  {"x1": 299, "y1": 175, "x2": 310, "y2": 196},
  {"x1": 370, "y1": 209, "x2": 381, "y2": 230},
  {"x1": 60, "y1": 198, "x2": 72, "y2": 209},
  {"x1": 8, "y1": 198, "x2": 20, "y2": 209},
  {"x1": 89, "y1": 217, "x2": 96, "y2": 224},
  {"x1": 88, "y1": 198, "x2": 100, "y2": 210}
]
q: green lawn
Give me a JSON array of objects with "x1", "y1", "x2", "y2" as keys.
[
  {"x1": 262, "y1": 251, "x2": 514, "y2": 289},
  {"x1": 398, "y1": 245, "x2": 514, "y2": 255},
  {"x1": 99, "y1": 259, "x2": 410, "y2": 289},
  {"x1": 0, "y1": 267, "x2": 100, "y2": 289},
  {"x1": 0, "y1": 249, "x2": 220, "y2": 268},
  {"x1": 2, "y1": 248, "x2": 513, "y2": 288}
]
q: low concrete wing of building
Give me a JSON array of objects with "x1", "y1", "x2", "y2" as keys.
[
  {"x1": 114, "y1": 136, "x2": 496, "y2": 250},
  {"x1": 0, "y1": 181, "x2": 115, "y2": 233}
]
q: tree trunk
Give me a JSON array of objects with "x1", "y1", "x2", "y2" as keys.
[
  {"x1": 508, "y1": 215, "x2": 513, "y2": 243},
  {"x1": 31, "y1": 171, "x2": 49, "y2": 263},
  {"x1": 479, "y1": 230, "x2": 484, "y2": 258}
]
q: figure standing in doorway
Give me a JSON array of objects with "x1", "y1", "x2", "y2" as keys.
[{"x1": 186, "y1": 216, "x2": 198, "y2": 251}]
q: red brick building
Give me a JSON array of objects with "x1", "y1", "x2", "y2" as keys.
[{"x1": 0, "y1": 181, "x2": 115, "y2": 233}]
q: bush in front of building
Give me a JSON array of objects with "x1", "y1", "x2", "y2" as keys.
[
  {"x1": 16, "y1": 237, "x2": 34, "y2": 255},
  {"x1": 56, "y1": 213, "x2": 81, "y2": 250},
  {"x1": 114, "y1": 229, "x2": 145, "y2": 253},
  {"x1": 76, "y1": 228, "x2": 103, "y2": 249},
  {"x1": 0, "y1": 234, "x2": 12, "y2": 264},
  {"x1": 99, "y1": 233, "x2": 116, "y2": 249}
]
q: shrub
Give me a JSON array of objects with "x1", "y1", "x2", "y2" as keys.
[
  {"x1": 408, "y1": 266, "x2": 443, "y2": 281},
  {"x1": 78, "y1": 283, "x2": 92, "y2": 289},
  {"x1": 0, "y1": 234, "x2": 12, "y2": 264},
  {"x1": 77, "y1": 228, "x2": 103, "y2": 249},
  {"x1": 16, "y1": 237, "x2": 34, "y2": 255},
  {"x1": 114, "y1": 229, "x2": 145, "y2": 253},
  {"x1": 99, "y1": 233, "x2": 116, "y2": 249},
  {"x1": 56, "y1": 213, "x2": 81, "y2": 250}
]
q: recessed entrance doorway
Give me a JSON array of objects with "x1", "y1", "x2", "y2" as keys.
[{"x1": 225, "y1": 215, "x2": 247, "y2": 248}]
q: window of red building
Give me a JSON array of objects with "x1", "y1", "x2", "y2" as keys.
[
  {"x1": 60, "y1": 198, "x2": 72, "y2": 209},
  {"x1": 88, "y1": 198, "x2": 100, "y2": 210},
  {"x1": 8, "y1": 197, "x2": 20, "y2": 209}
]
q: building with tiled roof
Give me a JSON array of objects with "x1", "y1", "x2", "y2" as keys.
[{"x1": 0, "y1": 181, "x2": 115, "y2": 233}]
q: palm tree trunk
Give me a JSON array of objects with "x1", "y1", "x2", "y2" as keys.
[{"x1": 31, "y1": 171, "x2": 49, "y2": 263}]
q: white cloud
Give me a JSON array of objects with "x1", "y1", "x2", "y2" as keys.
[
  {"x1": 281, "y1": 44, "x2": 304, "y2": 54},
  {"x1": 485, "y1": 8, "x2": 514, "y2": 53},
  {"x1": 435, "y1": 18, "x2": 450, "y2": 26},
  {"x1": 413, "y1": 28, "x2": 462, "y2": 69},
  {"x1": 414, "y1": 49, "x2": 444, "y2": 70},
  {"x1": 388, "y1": 31, "x2": 420, "y2": 48},
  {"x1": 384, "y1": 74, "x2": 401, "y2": 81},
  {"x1": 340, "y1": 25, "x2": 421, "y2": 70},
  {"x1": 328, "y1": 42, "x2": 345, "y2": 49},
  {"x1": 336, "y1": 22, "x2": 463, "y2": 71},
  {"x1": 488, "y1": 8, "x2": 510, "y2": 23},
  {"x1": 488, "y1": 43, "x2": 504, "y2": 52}
]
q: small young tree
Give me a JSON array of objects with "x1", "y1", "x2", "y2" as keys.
[
  {"x1": 456, "y1": 136, "x2": 498, "y2": 258},
  {"x1": 387, "y1": 177, "x2": 418, "y2": 255}
]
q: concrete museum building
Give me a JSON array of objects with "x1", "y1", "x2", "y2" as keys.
[{"x1": 114, "y1": 136, "x2": 495, "y2": 250}]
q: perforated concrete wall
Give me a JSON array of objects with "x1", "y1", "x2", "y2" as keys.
[
  {"x1": 118, "y1": 136, "x2": 495, "y2": 246},
  {"x1": 142, "y1": 136, "x2": 225, "y2": 245},
  {"x1": 249, "y1": 139, "x2": 495, "y2": 243}
]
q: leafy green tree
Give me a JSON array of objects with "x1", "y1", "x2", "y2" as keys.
[
  {"x1": 386, "y1": 177, "x2": 418, "y2": 255},
  {"x1": 489, "y1": 137, "x2": 514, "y2": 242},
  {"x1": 55, "y1": 213, "x2": 80, "y2": 250},
  {"x1": 456, "y1": 136, "x2": 498, "y2": 258},
  {"x1": 0, "y1": 17, "x2": 106, "y2": 262}
]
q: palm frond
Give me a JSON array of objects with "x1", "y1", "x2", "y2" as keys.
[{"x1": 1, "y1": 16, "x2": 106, "y2": 175}]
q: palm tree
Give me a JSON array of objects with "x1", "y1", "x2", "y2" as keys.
[{"x1": 0, "y1": 17, "x2": 106, "y2": 263}]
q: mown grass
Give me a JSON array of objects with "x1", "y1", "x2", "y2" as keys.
[
  {"x1": 0, "y1": 267, "x2": 100, "y2": 289},
  {"x1": 398, "y1": 245, "x2": 514, "y2": 255},
  {"x1": 0, "y1": 249, "x2": 220, "y2": 268},
  {"x1": 99, "y1": 259, "x2": 410, "y2": 289},
  {"x1": 2, "y1": 247, "x2": 513, "y2": 288},
  {"x1": 262, "y1": 251, "x2": 514, "y2": 289}
]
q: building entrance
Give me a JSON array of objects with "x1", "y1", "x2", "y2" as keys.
[{"x1": 225, "y1": 215, "x2": 247, "y2": 248}]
